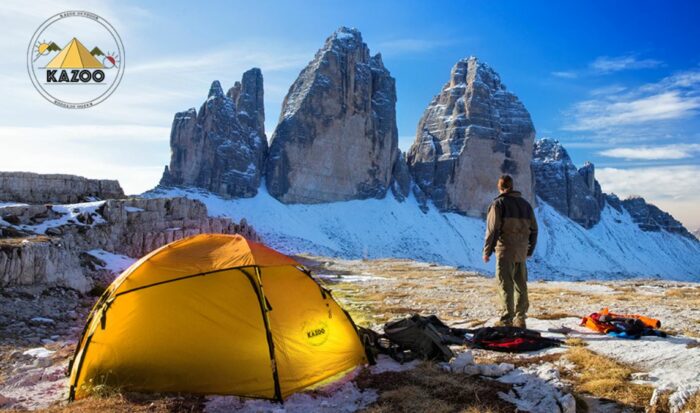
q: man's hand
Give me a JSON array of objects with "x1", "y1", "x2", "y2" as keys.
[{"x1": 483, "y1": 255, "x2": 490, "y2": 263}]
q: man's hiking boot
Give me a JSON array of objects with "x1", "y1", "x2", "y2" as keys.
[
  {"x1": 494, "y1": 320, "x2": 512, "y2": 327},
  {"x1": 513, "y1": 318, "x2": 527, "y2": 329}
]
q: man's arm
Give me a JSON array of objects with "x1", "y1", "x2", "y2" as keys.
[
  {"x1": 527, "y1": 207, "x2": 538, "y2": 257},
  {"x1": 483, "y1": 201, "x2": 501, "y2": 260}
]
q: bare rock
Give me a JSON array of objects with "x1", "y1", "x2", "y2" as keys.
[
  {"x1": 266, "y1": 27, "x2": 399, "y2": 203},
  {"x1": 0, "y1": 197, "x2": 259, "y2": 292},
  {"x1": 407, "y1": 57, "x2": 535, "y2": 217},
  {"x1": 532, "y1": 138, "x2": 602, "y2": 228},
  {"x1": 621, "y1": 196, "x2": 695, "y2": 239},
  {"x1": 391, "y1": 152, "x2": 411, "y2": 201},
  {"x1": 161, "y1": 69, "x2": 267, "y2": 198},
  {"x1": 0, "y1": 172, "x2": 124, "y2": 204}
]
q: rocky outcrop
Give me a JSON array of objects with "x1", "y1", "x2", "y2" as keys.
[
  {"x1": 390, "y1": 152, "x2": 411, "y2": 201},
  {"x1": 407, "y1": 57, "x2": 535, "y2": 217},
  {"x1": 620, "y1": 197, "x2": 695, "y2": 239},
  {"x1": 160, "y1": 69, "x2": 267, "y2": 198},
  {"x1": 0, "y1": 172, "x2": 124, "y2": 204},
  {"x1": 532, "y1": 139, "x2": 602, "y2": 228},
  {"x1": 266, "y1": 27, "x2": 400, "y2": 203},
  {"x1": 227, "y1": 69, "x2": 266, "y2": 141},
  {"x1": 577, "y1": 161, "x2": 605, "y2": 210},
  {"x1": 0, "y1": 197, "x2": 258, "y2": 291}
]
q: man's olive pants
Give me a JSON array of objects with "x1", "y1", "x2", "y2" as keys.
[{"x1": 496, "y1": 258, "x2": 529, "y2": 323}]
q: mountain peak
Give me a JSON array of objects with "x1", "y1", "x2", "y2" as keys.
[{"x1": 208, "y1": 80, "x2": 224, "y2": 99}]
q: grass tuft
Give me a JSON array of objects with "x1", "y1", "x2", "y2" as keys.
[
  {"x1": 565, "y1": 348, "x2": 655, "y2": 410},
  {"x1": 356, "y1": 362, "x2": 514, "y2": 413}
]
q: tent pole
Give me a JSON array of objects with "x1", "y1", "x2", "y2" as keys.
[{"x1": 245, "y1": 266, "x2": 284, "y2": 403}]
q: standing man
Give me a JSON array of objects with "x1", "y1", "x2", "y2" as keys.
[{"x1": 483, "y1": 175, "x2": 538, "y2": 329}]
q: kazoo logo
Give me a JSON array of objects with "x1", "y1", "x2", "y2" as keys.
[{"x1": 27, "y1": 11, "x2": 125, "y2": 109}]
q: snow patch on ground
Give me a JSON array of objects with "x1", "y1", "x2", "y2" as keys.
[
  {"x1": 0, "y1": 352, "x2": 68, "y2": 410},
  {"x1": 22, "y1": 348, "x2": 54, "y2": 358},
  {"x1": 536, "y1": 281, "x2": 616, "y2": 295},
  {"x1": 145, "y1": 187, "x2": 700, "y2": 280},
  {"x1": 205, "y1": 381, "x2": 377, "y2": 413},
  {"x1": 204, "y1": 356, "x2": 416, "y2": 413},
  {"x1": 447, "y1": 349, "x2": 575, "y2": 413},
  {"x1": 498, "y1": 362, "x2": 576, "y2": 413},
  {"x1": 317, "y1": 274, "x2": 387, "y2": 283},
  {"x1": 368, "y1": 355, "x2": 420, "y2": 374},
  {"x1": 0, "y1": 202, "x2": 29, "y2": 208},
  {"x1": 86, "y1": 249, "x2": 135, "y2": 274},
  {"x1": 16, "y1": 201, "x2": 106, "y2": 235},
  {"x1": 526, "y1": 317, "x2": 700, "y2": 413}
]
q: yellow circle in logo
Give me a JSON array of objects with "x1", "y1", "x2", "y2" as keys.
[
  {"x1": 303, "y1": 320, "x2": 330, "y2": 347},
  {"x1": 27, "y1": 11, "x2": 125, "y2": 109}
]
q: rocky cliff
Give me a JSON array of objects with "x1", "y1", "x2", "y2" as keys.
[
  {"x1": 160, "y1": 68, "x2": 267, "y2": 198},
  {"x1": 0, "y1": 172, "x2": 124, "y2": 204},
  {"x1": 0, "y1": 197, "x2": 257, "y2": 291},
  {"x1": 407, "y1": 57, "x2": 536, "y2": 217},
  {"x1": 266, "y1": 27, "x2": 401, "y2": 203},
  {"x1": 531, "y1": 138, "x2": 603, "y2": 228},
  {"x1": 620, "y1": 196, "x2": 694, "y2": 239}
]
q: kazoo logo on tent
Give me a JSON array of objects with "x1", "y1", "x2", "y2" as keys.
[
  {"x1": 27, "y1": 11, "x2": 124, "y2": 109},
  {"x1": 303, "y1": 320, "x2": 329, "y2": 346}
]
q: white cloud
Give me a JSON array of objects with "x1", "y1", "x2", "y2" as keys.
[
  {"x1": 0, "y1": 1, "x2": 316, "y2": 194},
  {"x1": 597, "y1": 165, "x2": 700, "y2": 229},
  {"x1": 551, "y1": 71, "x2": 578, "y2": 79},
  {"x1": 129, "y1": 45, "x2": 309, "y2": 75},
  {"x1": 589, "y1": 84, "x2": 627, "y2": 96},
  {"x1": 597, "y1": 165, "x2": 698, "y2": 201},
  {"x1": 565, "y1": 91, "x2": 700, "y2": 131},
  {"x1": 562, "y1": 68, "x2": 700, "y2": 134},
  {"x1": 0, "y1": 125, "x2": 170, "y2": 142},
  {"x1": 552, "y1": 54, "x2": 662, "y2": 80},
  {"x1": 590, "y1": 55, "x2": 663, "y2": 74},
  {"x1": 599, "y1": 144, "x2": 700, "y2": 160}
]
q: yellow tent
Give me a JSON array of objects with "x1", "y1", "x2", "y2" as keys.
[
  {"x1": 46, "y1": 38, "x2": 103, "y2": 69},
  {"x1": 67, "y1": 234, "x2": 367, "y2": 401}
]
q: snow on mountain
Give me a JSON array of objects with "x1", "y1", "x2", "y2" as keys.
[{"x1": 145, "y1": 186, "x2": 700, "y2": 281}]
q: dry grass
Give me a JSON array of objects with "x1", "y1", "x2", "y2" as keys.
[
  {"x1": 474, "y1": 352, "x2": 563, "y2": 368},
  {"x1": 0, "y1": 235, "x2": 51, "y2": 247},
  {"x1": 356, "y1": 362, "x2": 514, "y2": 413},
  {"x1": 680, "y1": 391, "x2": 700, "y2": 412},
  {"x1": 532, "y1": 312, "x2": 580, "y2": 320},
  {"x1": 4, "y1": 394, "x2": 204, "y2": 413},
  {"x1": 664, "y1": 287, "x2": 700, "y2": 311},
  {"x1": 32, "y1": 393, "x2": 203, "y2": 412},
  {"x1": 564, "y1": 348, "x2": 656, "y2": 411},
  {"x1": 565, "y1": 337, "x2": 587, "y2": 347}
]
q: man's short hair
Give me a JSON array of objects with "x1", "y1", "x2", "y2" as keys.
[{"x1": 498, "y1": 175, "x2": 513, "y2": 191}]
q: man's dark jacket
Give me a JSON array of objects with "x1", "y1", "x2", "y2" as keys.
[{"x1": 483, "y1": 190, "x2": 538, "y2": 262}]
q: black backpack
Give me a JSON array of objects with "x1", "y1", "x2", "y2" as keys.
[{"x1": 362, "y1": 314, "x2": 466, "y2": 363}]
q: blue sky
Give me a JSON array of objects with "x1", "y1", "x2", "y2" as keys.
[{"x1": 1, "y1": 0, "x2": 699, "y2": 228}]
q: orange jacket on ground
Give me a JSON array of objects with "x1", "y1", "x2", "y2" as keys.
[{"x1": 580, "y1": 308, "x2": 661, "y2": 334}]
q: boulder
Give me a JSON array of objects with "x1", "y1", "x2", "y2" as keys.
[
  {"x1": 266, "y1": 27, "x2": 400, "y2": 203},
  {"x1": 407, "y1": 57, "x2": 535, "y2": 217},
  {"x1": 532, "y1": 138, "x2": 601, "y2": 228},
  {"x1": 0, "y1": 172, "x2": 124, "y2": 203},
  {"x1": 161, "y1": 69, "x2": 267, "y2": 198}
]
